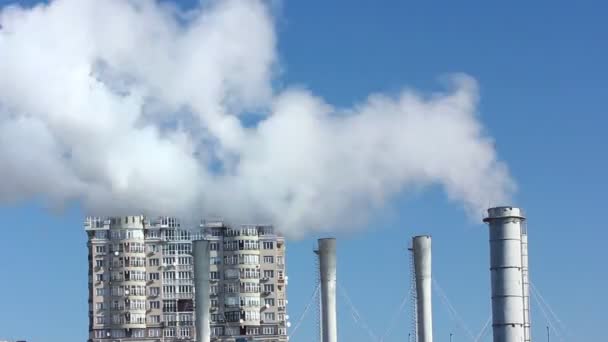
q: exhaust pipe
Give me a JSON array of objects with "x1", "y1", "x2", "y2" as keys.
[
  {"x1": 317, "y1": 238, "x2": 337, "y2": 342},
  {"x1": 412, "y1": 235, "x2": 433, "y2": 342},
  {"x1": 193, "y1": 240, "x2": 211, "y2": 342}
]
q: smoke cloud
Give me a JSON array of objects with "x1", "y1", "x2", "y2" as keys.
[{"x1": 0, "y1": 0, "x2": 514, "y2": 237}]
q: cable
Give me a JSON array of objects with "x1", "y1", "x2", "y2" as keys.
[
  {"x1": 473, "y1": 315, "x2": 491, "y2": 342},
  {"x1": 433, "y1": 278, "x2": 476, "y2": 341},
  {"x1": 379, "y1": 285, "x2": 412, "y2": 342},
  {"x1": 338, "y1": 283, "x2": 380, "y2": 342},
  {"x1": 530, "y1": 286, "x2": 564, "y2": 342},
  {"x1": 530, "y1": 282, "x2": 572, "y2": 340},
  {"x1": 289, "y1": 284, "x2": 320, "y2": 339}
]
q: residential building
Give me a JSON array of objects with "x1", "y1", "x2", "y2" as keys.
[
  {"x1": 204, "y1": 221, "x2": 288, "y2": 341},
  {"x1": 85, "y1": 216, "x2": 288, "y2": 342}
]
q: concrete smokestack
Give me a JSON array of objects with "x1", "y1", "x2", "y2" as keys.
[
  {"x1": 317, "y1": 238, "x2": 337, "y2": 342},
  {"x1": 193, "y1": 240, "x2": 211, "y2": 342},
  {"x1": 483, "y1": 207, "x2": 527, "y2": 342},
  {"x1": 412, "y1": 235, "x2": 433, "y2": 342}
]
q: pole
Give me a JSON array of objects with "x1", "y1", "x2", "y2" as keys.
[{"x1": 546, "y1": 326, "x2": 550, "y2": 342}]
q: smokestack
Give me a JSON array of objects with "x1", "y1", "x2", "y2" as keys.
[
  {"x1": 412, "y1": 235, "x2": 433, "y2": 342},
  {"x1": 317, "y1": 238, "x2": 337, "y2": 342},
  {"x1": 483, "y1": 206, "x2": 527, "y2": 342},
  {"x1": 193, "y1": 240, "x2": 211, "y2": 342}
]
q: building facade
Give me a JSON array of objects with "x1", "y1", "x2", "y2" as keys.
[{"x1": 85, "y1": 216, "x2": 288, "y2": 342}]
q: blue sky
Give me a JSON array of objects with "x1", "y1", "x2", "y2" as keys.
[{"x1": 0, "y1": 0, "x2": 607, "y2": 341}]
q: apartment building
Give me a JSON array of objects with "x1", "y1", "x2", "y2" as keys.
[
  {"x1": 204, "y1": 222, "x2": 288, "y2": 341},
  {"x1": 85, "y1": 216, "x2": 288, "y2": 342}
]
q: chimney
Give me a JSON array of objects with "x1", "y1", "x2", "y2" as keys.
[
  {"x1": 483, "y1": 206, "x2": 528, "y2": 342},
  {"x1": 317, "y1": 238, "x2": 337, "y2": 342},
  {"x1": 412, "y1": 235, "x2": 433, "y2": 342},
  {"x1": 193, "y1": 240, "x2": 211, "y2": 342}
]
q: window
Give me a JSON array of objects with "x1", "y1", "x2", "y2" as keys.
[
  {"x1": 210, "y1": 271, "x2": 219, "y2": 280},
  {"x1": 148, "y1": 287, "x2": 160, "y2": 297},
  {"x1": 96, "y1": 288, "x2": 105, "y2": 296},
  {"x1": 95, "y1": 302, "x2": 104, "y2": 310},
  {"x1": 278, "y1": 313, "x2": 286, "y2": 321},
  {"x1": 95, "y1": 316, "x2": 105, "y2": 324},
  {"x1": 245, "y1": 310, "x2": 260, "y2": 321},
  {"x1": 263, "y1": 326, "x2": 275, "y2": 335},
  {"x1": 148, "y1": 328, "x2": 161, "y2": 337},
  {"x1": 149, "y1": 272, "x2": 159, "y2": 281},
  {"x1": 263, "y1": 256, "x2": 274, "y2": 264},
  {"x1": 95, "y1": 260, "x2": 104, "y2": 267},
  {"x1": 225, "y1": 311, "x2": 240, "y2": 322},
  {"x1": 94, "y1": 330, "x2": 106, "y2": 338},
  {"x1": 163, "y1": 328, "x2": 176, "y2": 337},
  {"x1": 95, "y1": 230, "x2": 107, "y2": 239},
  {"x1": 149, "y1": 301, "x2": 160, "y2": 309},
  {"x1": 263, "y1": 284, "x2": 274, "y2": 293},
  {"x1": 224, "y1": 283, "x2": 237, "y2": 293},
  {"x1": 239, "y1": 254, "x2": 260, "y2": 265},
  {"x1": 278, "y1": 299, "x2": 285, "y2": 307},
  {"x1": 211, "y1": 299, "x2": 218, "y2": 308},
  {"x1": 277, "y1": 256, "x2": 284, "y2": 265},
  {"x1": 264, "y1": 312, "x2": 275, "y2": 321},
  {"x1": 164, "y1": 300, "x2": 177, "y2": 312},
  {"x1": 178, "y1": 271, "x2": 190, "y2": 279},
  {"x1": 264, "y1": 298, "x2": 275, "y2": 306},
  {"x1": 211, "y1": 327, "x2": 223, "y2": 336},
  {"x1": 96, "y1": 274, "x2": 103, "y2": 282},
  {"x1": 179, "y1": 327, "x2": 191, "y2": 337},
  {"x1": 224, "y1": 269, "x2": 239, "y2": 279},
  {"x1": 210, "y1": 285, "x2": 219, "y2": 295},
  {"x1": 210, "y1": 256, "x2": 221, "y2": 264},
  {"x1": 279, "y1": 327, "x2": 287, "y2": 335},
  {"x1": 148, "y1": 315, "x2": 160, "y2": 324},
  {"x1": 132, "y1": 329, "x2": 145, "y2": 338},
  {"x1": 263, "y1": 241, "x2": 273, "y2": 249},
  {"x1": 224, "y1": 255, "x2": 238, "y2": 265},
  {"x1": 164, "y1": 272, "x2": 176, "y2": 280},
  {"x1": 210, "y1": 242, "x2": 219, "y2": 250},
  {"x1": 263, "y1": 270, "x2": 274, "y2": 278},
  {"x1": 95, "y1": 246, "x2": 106, "y2": 253},
  {"x1": 111, "y1": 329, "x2": 126, "y2": 338},
  {"x1": 177, "y1": 285, "x2": 192, "y2": 294},
  {"x1": 149, "y1": 258, "x2": 159, "y2": 266}
]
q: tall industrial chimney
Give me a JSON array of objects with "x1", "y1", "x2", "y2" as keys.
[
  {"x1": 317, "y1": 238, "x2": 338, "y2": 342},
  {"x1": 412, "y1": 235, "x2": 433, "y2": 342},
  {"x1": 483, "y1": 206, "x2": 529, "y2": 342},
  {"x1": 193, "y1": 240, "x2": 211, "y2": 342}
]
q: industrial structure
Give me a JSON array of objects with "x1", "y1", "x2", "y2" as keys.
[
  {"x1": 315, "y1": 238, "x2": 338, "y2": 342},
  {"x1": 483, "y1": 206, "x2": 531, "y2": 342},
  {"x1": 193, "y1": 240, "x2": 211, "y2": 342},
  {"x1": 85, "y1": 216, "x2": 288, "y2": 342},
  {"x1": 410, "y1": 235, "x2": 433, "y2": 342}
]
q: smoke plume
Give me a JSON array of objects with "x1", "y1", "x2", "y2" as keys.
[{"x1": 0, "y1": 0, "x2": 514, "y2": 237}]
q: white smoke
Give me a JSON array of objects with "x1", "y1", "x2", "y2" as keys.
[{"x1": 0, "y1": 0, "x2": 514, "y2": 237}]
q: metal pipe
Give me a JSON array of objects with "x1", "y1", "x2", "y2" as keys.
[
  {"x1": 193, "y1": 240, "x2": 211, "y2": 342},
  {"x1": 317, "y1": 238, "x2": 337, "y2": 342},
  {"x1": 483, "y1": 207, "x2": 526, "y2": 342},
  {"x1": 412, "y1": 235, "x2": 433, "y2": 342}
]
